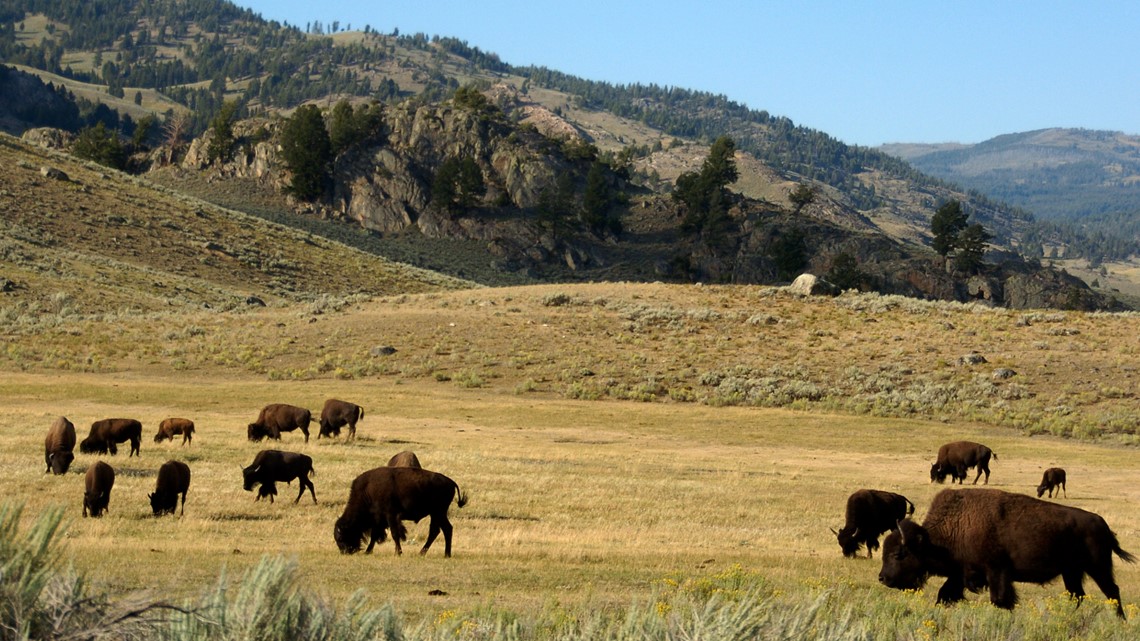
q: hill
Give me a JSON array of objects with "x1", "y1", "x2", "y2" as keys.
[
  {"x1": 882, "y1": 129, "x2": 1140, "y2": 263},
  {"x1": 882, "y1": 128, "x2": 1140, "y2": 222},
  {"x1": 0, "y1": 132, "x2": 472, "y2": 316},
  {"x1": 0, "y1": 0, "x2": 1126, "y2": 309}
]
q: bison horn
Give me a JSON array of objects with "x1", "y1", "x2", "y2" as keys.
[
  {"x1": 851, "y1": 527, "x2": 860, "y2": 538},
  {"x1": 830, "y1": 527, "x2": 839, "y2": 536},
  {"x1": 896, "y1": 519, "x2": 906, "y2": 545}
]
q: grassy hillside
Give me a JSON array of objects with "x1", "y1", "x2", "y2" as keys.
[{"x1": 0, "y1": 133, "x2": 473, "y2": 317}]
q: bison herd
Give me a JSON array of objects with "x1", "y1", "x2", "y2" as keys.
[
  {"x1": 835, "y1": 439, "x2": 1134, "y2": 619},
  {"x1": 40, "y1": 408, "x2": 1134, "y2": 618},
  {"x1": 40, "y1": 398, "x2": 467, "y2": 559}
]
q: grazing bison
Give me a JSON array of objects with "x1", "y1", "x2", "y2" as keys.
[
  {"x1": 318, "y1": 399, "x2": 364, "y2": 440},
  {"x1": 154, "y1": 418, "x2": 195, "y2": 445},
  {"x1": 247, "y1": 404, "x2": 312, "y2": 442},
  {"x1": 334, "y1": 466, "x2": 467, "y2": 557},
  {"x1": 149, "y1": 460, "x2": 191, "y2": 516},
  {"x1": 879, "y1": 488, "x2": 1135, "y2": 618},
  {"x1": 44, "y1": 416, "x2": 77, "y2": 475},
  {"x1": 930, "y1": 440, "x2": 996, "y2": 484},
  {"x1": 241, "y1": 450, "x2": 316, "y2": 504},
  {"x1": 832, "y1": 489, "x2": 915, "y2": 558},
  {"x1": 1038, "y1": 468, "x2": 1068, "y2": 499},
  {"x1": 387, "y1": 450, "x2": 422, "y2": 469},
  {"x1": 83, "y1": 461, "x2": 115, "y2": 518},
  {"x1": 80, "y1": 418, "x2": 142, "y2": 457}
]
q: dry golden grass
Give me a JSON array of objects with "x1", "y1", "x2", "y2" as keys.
[{"x1": 3, "y1": 281, "x2": 1140, "y2": 628}]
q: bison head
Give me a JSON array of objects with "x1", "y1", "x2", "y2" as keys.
[
  {"x1": 79, "y1": 436, "x2": 105, "y2": 455},
  {"x1": 832, "y1": 526, "x2": 861, "y2": 558},
  {"x1": 241, "y1": 464, "x2": 260, "y2": 492},
  {"x1": 878, "y1": 520, "x2": 931, "y2": 591},
  {"x1": 247, "y1": 423, "x2": 267, "y2": 441},
  {"x1": 149, "y1": 491, "x2": 176, "y2": 516},
  {"x1": 83, "y1": 491, "x2": 107, "y2": 518},
  {"x1": 930, "y1": 463, "x2": 951, "y2": 484},
  {"x1": 48, "y1": 451, "x2": 74, "y2": 475},
  {"x1": 334, "y1": 515, "x2": 364, "y2": 554}
]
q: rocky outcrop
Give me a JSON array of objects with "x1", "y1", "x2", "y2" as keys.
[{"x1": 21, "y1": 127, "x2": 73, "y2": 150}]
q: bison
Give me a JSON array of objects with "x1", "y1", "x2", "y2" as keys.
[
  {"x1": 879, "y1": 488, "x2": 1135, "y2": 618},
  {"x1": 154, "y1": 418, "x2": 195, "y2": 445},
  {"x1": 241, "y1": 450, "x2": 316, "y2": 504},
  {"x1": 334, "y1": 466, "x2": 467, "y2": 557},
  {"x1": 318, "y1": 399, "x2": 364, "y2": 440},
  {"x1": 1038, "y1": 468, "x2": 1068, "y2": 499},
  {"x1": 832, "y1": 489, "x2": 915, "y2": 558},
  {"x1": 80, "y1": 418, "x2": 142, "y2": 457},
  {"x1": 44, "y1": 416, "x2": 77, "y2": 475},
  {"x1": 83, "y1": 460, "x2": 115, "y2": 518},
  {"x1": 149, "y1": 460, "x2": 191, "y2": 516},
  {"x1": 387, "y1": 450, "x2": 422, "y2": 469},
  {"x1": 930, "y1": 440, "x2": 996, "y2": 485},
  {"x1": 247, "y1": 404, "x2": 312, "y2": 442}
]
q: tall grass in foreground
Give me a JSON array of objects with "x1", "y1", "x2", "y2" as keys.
[{"x1": 3, "y1": 502, "x2": 1136, "y2": 640}]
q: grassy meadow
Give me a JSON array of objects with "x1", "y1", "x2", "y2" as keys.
[{"x1": 4, "y1": 283, "x2": 1140, "y2": 638}]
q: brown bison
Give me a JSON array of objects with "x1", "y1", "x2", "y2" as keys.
[
  {"x1": 80, "y1": 418, "x2": 142, "y2": 457},
  {"x1": 832, "y1": 489, "x2": 915, "y2": 558},
  {"x1": 44, "y1": 416, "x2": 77, "y2": 475},
  {"x1": 83, "y1": 461, "x2": 115, "y2": 518},
  {"x1": 879, "y1": 488, "x2": 1135, "y2": 618},
  {"x1": 150, "y1": 460, "x2": 191, "y2": 516},
  {"x1": 1038, "y1": 468, "x2": 1068, "y2": 499},
  {"x1": 318, "y1": 399, "x2": 364, "y2": 440},
  {"x1": 387, "y1": 450, "x2": 422, "y2": 469},
  {"x1": 247, "y1": 404, "x2": 312, "y2": 442},
  {"x1": 154, "y1": 418, "x2": 195, "y2": 445},
  {"x1": 241, "y1": 450, "x2": 316, "y2": 504},
  {"x1": 930, "y1": 440, "x2": 996, "y2": 484},
  {"x1": 334, "y1": 466, "x2": 467, "y2": 557}
]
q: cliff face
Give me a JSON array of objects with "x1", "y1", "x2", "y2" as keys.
[{"x1": 167, "y1": 100, "x2": 1123, "y2": 311}]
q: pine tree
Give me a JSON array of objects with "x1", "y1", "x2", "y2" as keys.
[{"x1": 280, "y1": 104, "x2": 332, "y2": 201}]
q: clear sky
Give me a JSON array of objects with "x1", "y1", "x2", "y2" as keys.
[{"x1": 232, "y1": 0, "x2": 1139, "y2": 148}]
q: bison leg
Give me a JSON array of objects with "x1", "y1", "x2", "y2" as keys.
[
  {"x1": 130, "y1": 438, "x2": 140, "y2": 457},
  {"x1": 422, "y1": 514, "x2": 455, "y2": 557},
  {"x1": 935, "y1": 576, "x2": 966, "y2": 605},
  {"x1": 296, "y1": 476, "x2": 317, "y2": 504},
  {"x1": 986, "y1": 567, "x2": 1018, "y2": 610},
  {"x1": 1087, "y1": 566, "x2": 1127, "y2": 619},
  {"x1": 975, "y1": 463, "x2": 990, "y2": 485},
  {"x1": 387, "y1": 515, "x2": 404, "y2": 555},
  {"x1": 865, "y1": 539, "x2": 878, "y2": 559},
  {"x1": 301, "y1": 426, "x2": 310, "y2": 443}
]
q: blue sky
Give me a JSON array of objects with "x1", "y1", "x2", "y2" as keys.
[{"x1": 233, "y1": 1, "x2": 1139, "y2": 147}]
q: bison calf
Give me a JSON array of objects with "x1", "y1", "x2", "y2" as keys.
[
  {"x1": 1037, "y1": 468, "x2": 1067, "y2": 499},
  {"x1": 334, "y1": 466, "x2": 467, "y2": 557},
  {"x1": 930, "y1": 440, "x2": 996, "y2": 485},
  {"x1": 832, "y1": 489, "x2": 914, "y2": 558},
  {"x1": 318, "y1": 399, "x2": 364, "y2": 440},
  {"x1": 83, "y1": 461, "x2": 115, "y2": 518},
  {"x1": 44, "y1": 416, "x2": 77, "y2": 475},
  {"x1": 154, "y1": 418, "x2": 195, "y2": 445},
  {"x1": 241, "y1": 450, "x2": 316, "y2": 504},
  {"x1": 80, "y1": 418, "x2": 142, "y2": 457},
  {"x1": 879, "y1": 488, "x2": 1135, "y2": 618},
  {"x1": 387, "y1": 450, "x2": 422, "y2": 469},
  {"x1": 247, "y1": 404, "x2": 312, "y2": 443},
  {"x1": 150, "y1": 460, "x2": 191, "y2": 516}
]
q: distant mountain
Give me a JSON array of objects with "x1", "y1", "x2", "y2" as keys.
[{"x1": 882, "y1": 128, "x2": 1140, "y2": 222}]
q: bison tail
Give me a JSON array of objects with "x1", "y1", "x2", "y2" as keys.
[
  {"x1": 1116, "y1": 544, "x2": 1138, "y2": 564},
  {"x1": 991, "y1": 451, "x2": 998, "y2": 460},
  {"x1": 905, "y1": 498, "x2": 915, "y2": 515},
  {"x1": 454, "y1": 482, "x2": 469, "y2": 509},
  {"x1": 358, "y1": 406, "x2": 365, "y2": 422}
]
